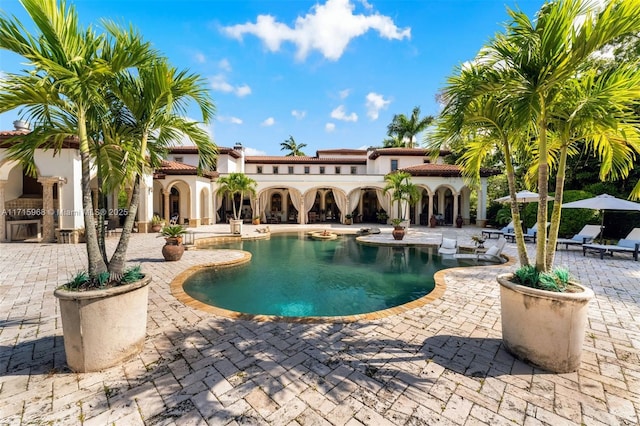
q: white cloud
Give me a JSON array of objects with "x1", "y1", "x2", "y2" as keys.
[
  {"x1": 339, "y1": 89, "x2": 351, "y2": 99},
  {"x1": 330, "y1": 105, "x2": 358, "y2": 122},
  {"x1": 358, "y1": 0, "x2": 373, "y2": 10},
  {"x1": 218, "y1": 116, "x2": 243, "y2": 124},
  {"x1": 325, "y1": 122, "x2": 336, "y2": 132},
  {"x1": 221, "y1": 0, "x2": 411, "y2": 61},
  {"x1": 244, "y1": 147, "x2": 268, "y2": 156},
  {"x1": 210, "y1": 74, "x2": 252, "y2": 97},
  {"x1": 261, "y1": 117, "x2": 275, "y2": 126},
  {"x1": 291, "y1": 110, "x2": 306, "y2": 120},
  {"x1": 194, "y1": 52, "x2": 206, "y2": 63},
  {"x1": 236, "y1": 84, "x2": 252, "y2": 97},
  {"x1": 365, "y1": 92, "x2": 390, "y2": 120},
  {"x1": 218, "y1": 58, "x2": 232, "y2": 71}
]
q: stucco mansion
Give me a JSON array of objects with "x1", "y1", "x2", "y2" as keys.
[{"x1": 0, "y1": 122, "x2": 494, "y2": 243}]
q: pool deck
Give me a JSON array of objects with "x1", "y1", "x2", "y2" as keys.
[{"x1": 1, "y1": 224, "x2": 639, "y2": 425}]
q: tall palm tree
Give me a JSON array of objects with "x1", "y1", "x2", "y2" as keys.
[
  {"x1": 383, "y1": 171, "x2": 419, "y2": 221},
  {"x1": 103, "y1": 59, "x2": 217, "y2": 276},
  {"x1": 387, "y1": 106, "x2": 434, "y2": 148},
  {"x1": 0, "y1": 0, "x2": 154, "y2": 278},
  {"x1": 216, "y1": 173, "x2": 257, "y2": 220},
  {"x1": 280, "y1": 135, "x2": 307, "y2": 156},
  {"x1": 432, "y1": 0, "x2": 640, "y2": 273}
]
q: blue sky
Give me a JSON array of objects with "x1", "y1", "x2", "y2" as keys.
[{"x1": 0, "y1": 0, "x2": 544, "y2": 155}]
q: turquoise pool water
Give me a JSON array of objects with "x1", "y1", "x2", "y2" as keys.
[{"x1": 183, "y1": 233, "x2": 456, "y2": 317}]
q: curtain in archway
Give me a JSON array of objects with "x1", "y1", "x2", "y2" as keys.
[
  {"x1": 303, "y1": 189, "x2": 317, "y2": 224},
  {"x1": 333, "y1": 189, "x2": 348, "y2": 222},
  {"x1": 250, "y1": 194, "x2": 257, "y2": 219},
  {"x1": 214, "y1": 191, "x2": 223, "y2": 222},
  {"x1": 258, "y1": 191, "x2": 269, "y2": 222},
  {"x1": 375, "y1": 189, "x2": 391, "y2": 215},
  {"x1": 288, "y1": 189, "x2": 302, "y2": 223},
  {"x1": 348, "y1": 189, "x2": 361, "y2": 218}
]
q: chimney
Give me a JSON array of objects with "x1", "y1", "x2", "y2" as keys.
[{"x1": 13, "y1": 120, "x2": 30, "y2": 131}]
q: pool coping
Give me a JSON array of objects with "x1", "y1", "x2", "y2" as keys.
[{"x1": 170, "y1": 233, "x2": 514, "y2": 323}]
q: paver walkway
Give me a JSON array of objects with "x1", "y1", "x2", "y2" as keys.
[{"x1": 1, "y1": 224, "x2": 639, "y2": 425}]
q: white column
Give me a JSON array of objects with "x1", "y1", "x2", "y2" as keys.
[{"x1": 0, "y1": 180, "x2": 7, "y2": 242}]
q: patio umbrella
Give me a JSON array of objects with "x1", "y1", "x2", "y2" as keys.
[
  {"x1": 562, "y1": 194, "x2": 640, "y2": 240},
  {"x1": 494, "y1": 190, "x2": 540, "y2": 204}
]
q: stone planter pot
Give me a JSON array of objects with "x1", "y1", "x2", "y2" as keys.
[
  {"x1": 151, "y1": 224, "x2": 162, "y2": 232},
  {"x1": 392, "y1": 226, "x2": 405, "y2": 240},
  {"x1": 229, "y1": 219, "x2": 243, "y2": 234},
  {"x1": 162, "y1": 237, "x2": 184, "y2": 261},
  {"x1": 497, "y1": 273, "x2": 594, "y2": 373},
  {"x1": 54, "y1": 276, "x2": 151, "y2": 372}
]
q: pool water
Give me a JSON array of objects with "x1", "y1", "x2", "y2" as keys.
[{"x1": 183, "y1": 233, "x2": 455, "y2": 317}]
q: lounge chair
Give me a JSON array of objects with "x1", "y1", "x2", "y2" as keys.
[
  {"x1": 555, "y1": 224, "x2": 601, "y2": 250},
  {"x1": 582, "y1": 228, "x2": 640, "y2": 261},
  {"x1": 482, "y1": 221, "x2": 515, "y2": 240},
  {"x1": 504, "y1": 222, "x2": 549, "y2": 243},
  {"x1": 438, "y1": 237, "x2": 458, "y2": 255},
  {"x1": 454, "y1": 237, "x2": 507, "y2": 264}
]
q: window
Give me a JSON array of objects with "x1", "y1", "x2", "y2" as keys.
[
  {"x1": 335, "y1": 166, "x2": 341, "y2": 174},
  {"x1": 257, "y1": 166, "x2": 263, "y2": 174},
  {"x1": 304, "y1": 166, "x2": 310, "y2": 174},
  {"x1": 351, "y1": 166, "x2": 357, "y2": 175},
  {"x1": 273, "y1": 166, "x2": 279, "y2": 174},
  {"x1": 288, "y1": 166, "x2": 294, "y2": 174},
  {"x1": 174, "y1": 156, "x2": 183, "y2": 163},
  {"x1": 319, "y1": 166, "x2": 325, "y2": 174},
  {"x1": 391, "y1": 159, "x2": 398, "y2": 171}
]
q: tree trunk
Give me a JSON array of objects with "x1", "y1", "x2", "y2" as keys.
[
  {"x1": 546, "y1": 144, "x2": 568, "y2": 269},
  {"x1": 503, "y1": 138, "x2": 529, "y2": 266},
  {"x1": 109, "y1": 175, "x2": 141, "y2": 278},
  {"x1": 535, "y1": 108, "x2": 549, "y2": 272},
  {"x1": 78, "y1": 112, "x2": 108, "y2": 277}
]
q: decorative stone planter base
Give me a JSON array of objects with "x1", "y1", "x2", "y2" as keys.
[
  {"x1": 54, "y1": 276, "x2": 151, "y2": 372},
  {"x1": 229, "y1": 219, "x2": 243, "y2": 234},
  {"x1": 497, "y1": 273, "x2": 594, "y2": 373}
]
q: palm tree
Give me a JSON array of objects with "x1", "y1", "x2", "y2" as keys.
[
  {"x1": 280, "y1": 135, "x2": 307, "y2": 156},
  {"x1": 216, "y1": 173, "x2": 258, "y2": 220},
  {"x1": 431, "y1": 0, "x2": 640, "y2": 273},
  {"x1": 103, "y1": 59, "x2": 217, "y2": 276},
  {"x1": 387, "y1": 106, "x2": 434, "y2": 148},
  {"x1": 0, "y1": 0, "x2": 154, "y2": 278},
  {"x1": 383, "y1": 171, "x2": 419, "y2": 221}
]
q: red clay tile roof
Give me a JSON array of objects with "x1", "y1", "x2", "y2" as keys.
[
  {"x1": 168, "y1": 146, "x2": 242, "y2": 158},
  {"x1": 368, "y1": 148, "x2": 451, "y2": 159},
  {"x1": 245, "y1": 156, "x2": 366, "y2": 165},
  {"x1": 401, "y1": 163, "x2": 499, "y2": 178},
  {"x1": 316, "y1": 149, "x2": 367, "y2": 155},
  {"x1": 154, "y1": 160, "x2": 218, "y2": 179},
  {"x1": 0, "y1": 130, "x2": 79, "y2": 149}
]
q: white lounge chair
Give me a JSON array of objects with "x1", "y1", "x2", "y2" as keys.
[
  {"x1": 438, "y1": 237, "x2": 458, "y2": 255},
  {"x1": 482, "y1": 220, "x2": 515, "y2": 240},
  {"x1": 504, "y1": 222, "x2": 549, "y2": 243},
  {"x1": 555, "y1": 224, "x2": 601, "y2": 250},
  {"x1": 582, "y1": 228, "x2": 640, "y2": 261},
  {"x1": 455, "y1": 237, "x2": 507, "y2": 264}
]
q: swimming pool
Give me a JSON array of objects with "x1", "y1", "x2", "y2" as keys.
[{"x1": 183, "y1": 233, "x2": 458, "y2": 318}]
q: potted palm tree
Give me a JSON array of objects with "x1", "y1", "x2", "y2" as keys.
[
  {"x1": 430, "y1": 0, "x2": 640, "y2": 372},
  {"x1": 216, "y1": 172, "x2": 258, "y2": 235},
  {"x1": 151, "y1": 215, "x2": 164, "y2": 232},
  {"x1": 383, "y1": 170, "x2": 419, "y2": 230},
  {"x1": 390, "y1": 218, "x2": 405, "y2": 240},
  {"x1": 160, "y1": 224, "x2": 187, "y2": 261},
  {"x1": 0, "y1": 0, "x2": 216, "y2": 372}
]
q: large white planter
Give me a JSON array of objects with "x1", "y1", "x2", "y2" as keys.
[
  {"x1": 229, "y1": 219, "x2": 243, "y2": 234},
  {"x1": 497, "y1": 273, "x2": 594, "y2": 373},
  {"x1": 54, "y1": 276, "x2": 151, "y2": 372}
]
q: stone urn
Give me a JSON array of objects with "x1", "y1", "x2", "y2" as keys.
[
  {"x1": 54, "y1": 275, "x2": 151, "y2": 372},
  {"x1": 497, "y1": 273, "x2": 594, "y2": 373},
  {"x1": 162, "y1": 237, "x2": 184, "y2": 261},
  {"x1": 456, "y1": 215, "x2": 463, "y2": 228},
  {"x1": 392, "y1": 226, "x2": 405, "y2": 240},
  {"x1": 430, "y1": 215, "x2": 437, "y2": 228}
]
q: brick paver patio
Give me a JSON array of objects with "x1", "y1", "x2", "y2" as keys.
[{"x1": 1, "y1": 224, "x2": 638, "y2": 425}]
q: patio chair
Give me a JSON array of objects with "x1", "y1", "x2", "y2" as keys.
[
  {"x1": 169, "y1": 214, "x2": 179, "y2": 225},
  {"x1": 504, "y1": 222, "x2": 549, "y2": 243},
  {"x1": 438, "y1": 237, "x2": 458, "y2": 255},
  {"x1": 454, "y1": 237, "x2": 507, "y2": 264},
  {"x1": 482, "y1": 220, "x2": 515, "y2": 240},
  {"x1": 555, "y1": 224, "x2": 601, "y2": 250},
  {"x1": 582, "y1": 228, "x2": 640, "y2": 261}
]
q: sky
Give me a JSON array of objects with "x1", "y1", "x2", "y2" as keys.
[{"x1": 0, "y1": 0, "x2": 545, "y2": 156}]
